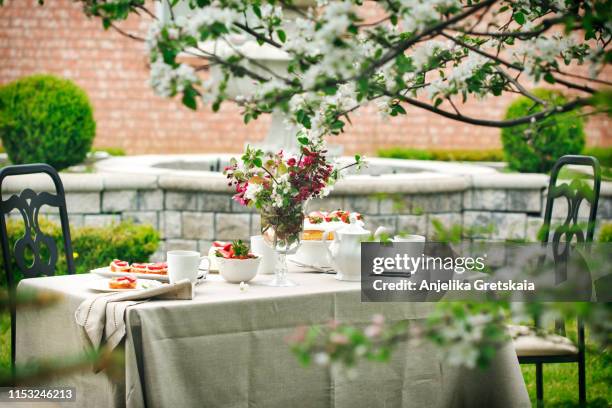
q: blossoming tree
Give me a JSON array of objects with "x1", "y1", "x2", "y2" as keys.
[
  {"x1": 15, "y1": 0, "x2": 611, "y2": 369},
  {"x1": 69, "y1": 0, "x2": 611, "y2": 137}
]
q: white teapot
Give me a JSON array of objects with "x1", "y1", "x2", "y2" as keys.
[{"x1": 322, "y1": 214, "x2": 371, "y2": 281}]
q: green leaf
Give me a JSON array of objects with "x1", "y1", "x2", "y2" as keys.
[
  {"x1": 252, "y1": 4, "x2": 262, "y2": 19},
  {"x1": 434, "y1": 98, "x2": 443, "y2": 108},
  {"x1": 543, "y1": 72, "x2": 556, "y2": 84},
  {"x1": 322, "y1": 84, "x2": 338, "y2": 95},
  {"x1": 298, "y1": 136, "x2": 309, "y2": 145},
  {"x1": 394, "y1": 104, "x2": 407, "y2": 115},
  {"x1": 354, "y1": 154, "x2": 361, "y2": 162},
  {"x1": 277, "y1": 29, "x2": 286, "y2": 43},
  {"x1": 513, "y1": 12, "x2": 525, "y2": 25},
  {"x1": 253, "y1": 157, "x2": 263, "y2": 167},
  {"x1": 181, "y1": 87, "x2": 197, "y2": 110},
  {"x1": 330, "y1": 120, "x2": 344, "y2": 130}
]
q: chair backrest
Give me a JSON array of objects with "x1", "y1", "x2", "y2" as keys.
[
  {"x1": 0, "y1": 164, "x2": 75, "y2": 292},
  {"x1": 542, "y1": 155, "x2": 601, "y2": 245},
  {"x1": 541, "y1": 155, "x2": 600, "y2": 297}
]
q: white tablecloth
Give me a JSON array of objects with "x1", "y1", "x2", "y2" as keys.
[{"x1": 16, "y1": 273, "x2": 529, "y2": 408}]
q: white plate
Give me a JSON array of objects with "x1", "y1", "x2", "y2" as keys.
[
  {"x1": 91, "y1": 266, "x2": 206, "y2": 282},
  {"x1": 89, "y1": 278, "x2": 163, "y2": 292}
]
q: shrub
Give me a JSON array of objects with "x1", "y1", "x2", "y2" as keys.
[
  {"x1": 598, "y1": 223, "x2": 612, "y2": 243},
  {"x1": 0, "y1": 75, "x2": 96, "y2": 171},
  {"x1": 377, "y1": 148, "x2": 504, "y2": 162},
  {"x1": 583, "y1": 146, "x2": 612, "y2": 168},
  {"x1": 501, "y1": 89, "x2": 585, "y2": 173},
  {"x1": 92, "y1": 146, "x2": 126, "y2": 156},
  {"x1": 0, "y1": 218, "x2": 160, "y2": 287}
]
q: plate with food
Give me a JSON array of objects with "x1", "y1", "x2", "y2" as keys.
[
  {"x1": 91, "y1": 259, "x2": 206, "y2": 282},
  {"x1": 89, "y1": 276, "x2": 163, "y2": 292}
]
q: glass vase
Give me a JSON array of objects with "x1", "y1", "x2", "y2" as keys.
[{"x1": 260, "y1": 204, "x2": 303, "y2": 287}]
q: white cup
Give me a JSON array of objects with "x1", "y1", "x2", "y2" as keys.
[
  {"x1": 393, "y1": 234, "x2": 426, "y2": 262},
  {"x1": 167, "y1": 250, "x2": 209, "y2": 284},
  {"x1": 250, "y1": 235, "x2": 276, "y2": 274}
]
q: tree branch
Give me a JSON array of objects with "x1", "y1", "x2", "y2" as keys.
[
  {"x1": 440, "y1": 32, "x2": 597, "y2": 94},
  {"x1": 451, "y1": 15, "x2": 566, "y2": 39},
  {"x1": 356, "y1": 0, "x2": 497, "y2": 80},
  {"x1": 388, "y1": 91, "x2": 591, "y2": 128},
  {"x1": 110, "y1": 23, "x2": 145, "y2": 42},
  {"x1": 234, "y1": 22, "x2": 283, "y2": 49},
  {"x1": 494, "y1": 66, "x2": 547, "y2": 105}
]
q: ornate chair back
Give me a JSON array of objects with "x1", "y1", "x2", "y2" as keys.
[{"x1": 0, "y1": 163, "x2": 75, "y2": 369}]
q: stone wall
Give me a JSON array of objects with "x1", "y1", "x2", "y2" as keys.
[{"x1": 3, "y1": 172, "x2": 611, "y2": 261}]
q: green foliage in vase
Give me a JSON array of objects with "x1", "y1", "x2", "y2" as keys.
[
  {"x1": 0, "y1": 74, "x2": 96, "y2": 171},
  {"x1": 501, "y1": 89, "x2": 585, "y2": 173}
]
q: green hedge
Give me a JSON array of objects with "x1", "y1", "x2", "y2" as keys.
[
  {"x1": 377, "y1": 146, "x2": 611, "y2": 170},
  {"x1": 599, "y1": 224, "x2": 612, "y2": 243},
  {"x1": 0, "y1": 218, "x2": 160, "y2": 287},
  {"x1": 584, "y1": 147, "x2": 612, "y2": 168},
  {"x1": 0, "y1": 74, "x2": 96, "y2": 171},
  {"x1": 377, "y1": 148, "x2": 505, "y2": 162},
  {"x1": 501, "y1": 89, "x2": 585, "y2": 173}
]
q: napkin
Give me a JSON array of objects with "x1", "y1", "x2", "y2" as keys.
[{"x1": 75, "y1": 279, "x2": 193, "y2": 355}]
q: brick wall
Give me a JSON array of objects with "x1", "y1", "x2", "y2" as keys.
[{"x1": 0, "y1": 0, "x2": 610, "y2": 155}]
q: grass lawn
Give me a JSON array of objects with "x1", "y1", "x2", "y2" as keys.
[
  {"x1": 521, "y1": 346, "x2": 612, "y2": 407},
  {"x1": 0, "y1": 312, "x2": 609, "y2": 406}
]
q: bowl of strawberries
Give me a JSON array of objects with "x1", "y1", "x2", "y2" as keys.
[{"x1": 215, "y1": 240, "x2": 261, "y2": 283}]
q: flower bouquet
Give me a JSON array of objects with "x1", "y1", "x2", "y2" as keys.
[{"x1": 224, "y1": 135, "x2": 362, "y2": 286}]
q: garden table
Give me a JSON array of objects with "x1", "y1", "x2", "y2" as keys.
[{"x1": 17, "y1": 273, "x2": 530, "y2": 408}]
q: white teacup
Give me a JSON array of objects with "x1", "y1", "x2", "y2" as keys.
[
  {"x1": 250, "y1": 235, "x2": 276, "y2": 274},
  {"x1": 167, "y1": 250, "x2": 209, "y2": 284},
  {"x1": 393, "y1": 234, "x2": 426, "y2": 262}
]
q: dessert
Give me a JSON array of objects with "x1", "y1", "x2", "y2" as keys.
[
  {"x1": 215, "y1": 240, "x2": 257, "y2": 259},
  {"x1": 130, "y1": 263, "x2": 150, "y2": 274},
  {"x1": 147, "y1": 262, "x2": 168, "y2": 275},
  {"x1": 303, "y1": 229, "x2": 329, "y2": 241},
  {"x1": 110, "y1": 259, "x2": 131, "y2": 273},
  {"x1": 109, "y1": 276, "x2": 137, "y2": 289},
  {"x1": 303, "y1": 210, "x2": 364, "y2": 241},
  {"x1": 208, "y1": 241, "x2": 229, "y2": 272}
]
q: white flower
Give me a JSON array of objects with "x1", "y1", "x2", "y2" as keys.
[
  {"x1": 239, "y1": 281, "x2": 249, "y2": 291},
  {"x1": 260, "y1": 4, "x2": 283, "y2": 21},
  {"x1": 178, "y1": 7, "x2": 242, "y2": 38},
  {"x1": 411, "y1": 40, "x2": 451, "y2": 70},
  {"x1": 145, "y1": 21, "x2": 162, "y2": 52},
  {"x1": 314, "y1": 352, "x2": 330, "y2": 366},
  {"x1": 513, "y1": 35, "x2": 577, "y2": 78},
  {"x1": 399, "y1": 0, "x2": 461, "y2": 32},
  {"x1": 149, "y1": 58, "x2": 199, "y2": 97},
  {"x1": 244, "y1": 182, "x2": 263, "y2": 202}
]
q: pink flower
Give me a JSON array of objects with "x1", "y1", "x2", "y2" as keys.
[
  {"x1": 372, "y1": 314, "x2": 385, "y2": 325},
  {"x1": 286, "y1": 325, "x2": 308, "y2": 344},
  {"x1": 330, "y1": 333, "x2": 350, "y2": 345},
  {"x1": 287, "y1": 157, "x2": 297, "y2": 167},
  {"x1": 365, "y1": 324, "x2": 382, "y2": 338}
]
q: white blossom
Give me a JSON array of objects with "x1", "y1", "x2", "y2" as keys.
[
  {"x1": 399, "y1": 0, "x2": 461, "y2": 32},
  {"x1": 178, "y1": 7, "x2": 242, "y2": 38},
  {"x1": 411, "y1": 40, "x2": 452, "y2": 70},
  {"x1": 244, "y1": 182, "x2": 263, "y2": 201},
  {"x1": 150, "y1": 58, "x2": 199, "y2": 97}
]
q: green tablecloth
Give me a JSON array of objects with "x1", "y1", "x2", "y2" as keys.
[{"x1": 17, "y1": 273, "x2": 529, "y2": 408}]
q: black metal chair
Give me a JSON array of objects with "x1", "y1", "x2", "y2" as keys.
[
  {"x1": 513, "y1": 155, "x2": 601, "y2": 407},
  {"x1": 0, "y1": 164, "x2": 75, "y2": 372}
]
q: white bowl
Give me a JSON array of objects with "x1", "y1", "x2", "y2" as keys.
[{"x1": 217, "y1": 256, "x2": 261, "y2": 283}]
